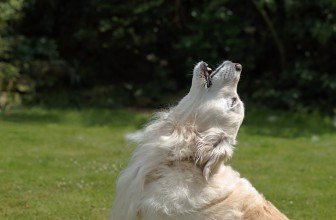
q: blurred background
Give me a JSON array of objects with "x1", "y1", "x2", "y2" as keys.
[
  {"x1": 0, "y1": 0, "x2": 336, "y2": 219},
  {"x1": 0, "y1": 0, "x2": 335, "y2": 112}
]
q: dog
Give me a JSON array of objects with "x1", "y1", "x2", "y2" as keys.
[{"x1": 111, "y1": 61, "x2": 289, "y2": 220}]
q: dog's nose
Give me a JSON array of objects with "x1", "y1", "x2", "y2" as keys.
[{"x1": 235, "y1": 63, "x2": 242, "y2": 71}]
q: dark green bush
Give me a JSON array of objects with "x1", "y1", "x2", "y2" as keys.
[{"x1": 0, "y1": 0, "x2": 335, "y2": 111}]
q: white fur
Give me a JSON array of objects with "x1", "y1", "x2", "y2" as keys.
[{"x1": 111, "y1": 61, "x2": 287, "y2": 220}]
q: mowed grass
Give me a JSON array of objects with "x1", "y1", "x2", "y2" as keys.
[{"x1": 0, "y1": 107, "x2": 335, "y2": 219}]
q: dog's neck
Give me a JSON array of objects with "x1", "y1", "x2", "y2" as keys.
[{"x1": 169, "y1": 89, "x2": 241, "y2": 139}]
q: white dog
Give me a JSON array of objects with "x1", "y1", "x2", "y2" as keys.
[{"x1": 111, "y1": 61, "x2": 289, "y2": 220}]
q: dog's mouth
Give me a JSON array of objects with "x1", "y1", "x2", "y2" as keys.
[
  {"x1": 201, "y1": 61, "x2": 243, "y2": 88},
  {"x1": 200, "y1": 62, "x2": 213, "y2": 88}
]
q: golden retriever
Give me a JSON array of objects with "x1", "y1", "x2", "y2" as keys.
[{"x1": 112, "y1": 61, "x2": 289, "y2": 220}]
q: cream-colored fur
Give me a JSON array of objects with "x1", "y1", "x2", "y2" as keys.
[{"x1": 111, "y1": 61, "x2": 289, "y2": 220}]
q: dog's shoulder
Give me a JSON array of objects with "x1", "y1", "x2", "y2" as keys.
[{"x1": 243, "y1": 200, "x2": 289, "y2": 220}]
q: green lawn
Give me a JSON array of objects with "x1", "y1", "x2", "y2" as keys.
[{"x1": 0, "y1": 107, "x2": 335, "y2": 219}]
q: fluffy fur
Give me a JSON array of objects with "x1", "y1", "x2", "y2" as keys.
[{"x1": 111, "y1": 61, "x2": 289, "y2": 220}]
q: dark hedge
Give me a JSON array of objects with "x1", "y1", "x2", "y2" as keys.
[{"x1": 0, "y1": 0, "x2": 335, "y2": 111}]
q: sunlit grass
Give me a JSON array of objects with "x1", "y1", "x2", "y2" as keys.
[{"x1": 0, "y1": 107, "x2": 335, "y2": 219}]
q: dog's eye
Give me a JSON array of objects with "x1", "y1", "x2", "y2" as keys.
[{"x1": 231, "y1": 97, "x2": 237, "y2": 107}]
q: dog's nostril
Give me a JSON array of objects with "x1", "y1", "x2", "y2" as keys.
[{"x1": 235, "y1": 63, "x2": 242, "y2": 71}]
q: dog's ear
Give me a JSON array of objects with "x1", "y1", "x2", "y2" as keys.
[{"x1": 195, "y1": 128, "x2": 235, "y2": 181}]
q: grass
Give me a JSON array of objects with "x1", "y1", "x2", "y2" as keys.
[{"x1": 0, "y1": 106, "x2": 335, "y2": 219}]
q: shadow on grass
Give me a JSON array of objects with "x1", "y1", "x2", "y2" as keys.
[
  {"x1": 1, "y1": 106, "x2": 334, "y2": 138},
  {"x1": 0, "y1": 109, "x2": 61, "y2": 124},
  {"x1": 80, "y1": 109, "x2": 149, "y2": 128},
  {"x1": 0, "y1": 107, "x2": 149, "y2": 129},
  {"x1": 242, "y1": 107, "x2": 335, "y2": 138}
]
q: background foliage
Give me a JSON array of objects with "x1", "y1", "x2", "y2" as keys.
[{"x1": 0, "y1": 0, "x2": 335, "y2": 111}]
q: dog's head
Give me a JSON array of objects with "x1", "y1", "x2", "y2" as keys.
[
  {"x1": 171, "y1": 60, "x2": 245, "y2": 180},
  {"x1": 175, "y1": 60, "x2": 244, "y2": 137}
]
